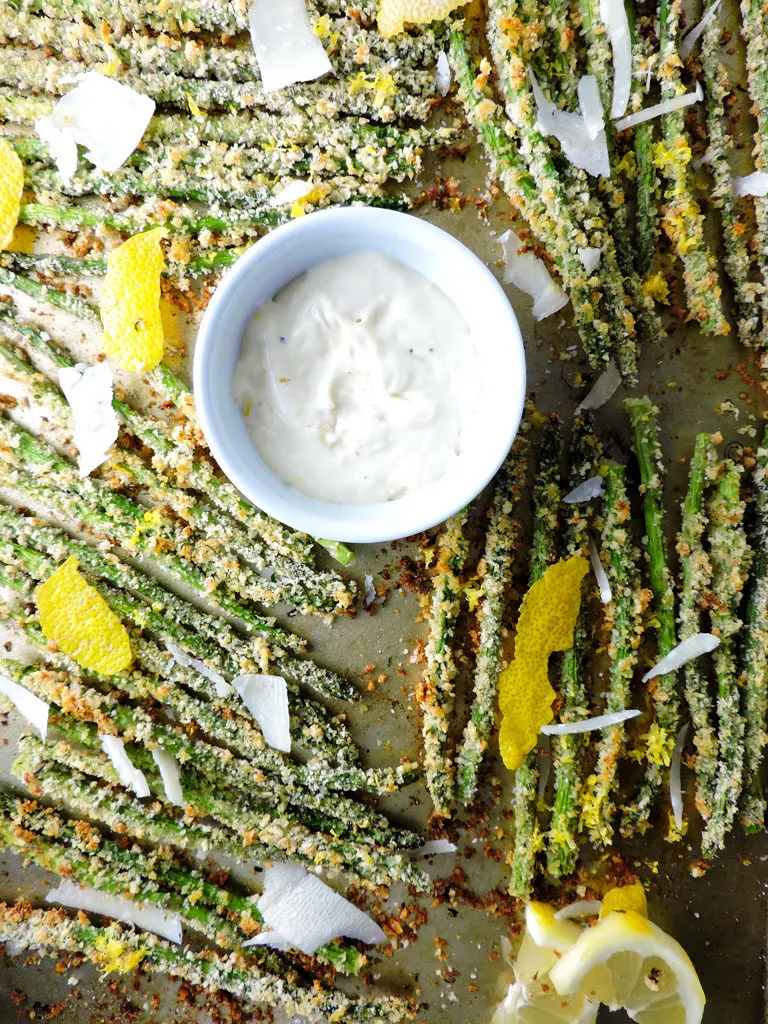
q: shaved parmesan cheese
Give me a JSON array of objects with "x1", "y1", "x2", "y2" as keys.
[
  {"x1": 99, "y1": 734, "x2": 150, "y2": 798},
  {"x1": 588, "y1": 538, "x2": 612, "y2": 604},
  {"x1": 670, "y1": 722, "x2": 689, "y2": 829},
  {"x1": 413, "y1": 839, "x2": 457, "y2": 856},
  {"x1": 564, "y1": 475, "x2": 604, "y2": 503},
  {"x1": 692, "y1": 145, "x2": 723, "y2": 171},
  {"x1": 734, "y1": 171, "x2": 768, "y2": 197},
  {"x1": 530, "y1": 69, "x2": 610, "y2": 178},
  {"x1": 46, "y1": 881, "x2": 182, "y2": 944},
  {"x1": 232, "y1": 674, "x2": 291, "y2": 752},
  {"x1": 164, "y1": 640, "x2": 232, "y2": 699},
  {"x1": 248, "y1": 0, "x2": 332, "y2": 93},
  {"x1": 436, "y1": 51, "x2": 452, "y2": 97},
  {"x1": 34, "y1": 72, "x2": 154, "y2": 183},
  {"x1": 554, "y1": 900, "x2": 603, "y2": 920},
  {"x1": 680, "y1": 0, "x2": 722, "y2": 59},
  {"x1": 577, "y1": 75, "x2": 604, "y2": 140},
  {"x1": 364, "y1": 573, "x2": 376, "y2": 608},
  {"x1": 575, "y1": 360, "x2": 622, "y2": 413},
  {"x1": 541, "y1": 709, "x2": 640, "y2": 735},
  {"x1": 270, "y1": 179, "x2": 315, "y2": 208},
  {"x1": 614, "y1": 82, "x2": 703, "y2": 131},
  {"x1": 58, "y1": 362, "x2": 119, "y2": 478},
  {"x1": 242, "y1": 931, "x2": 292, "y2": 950},
  {"x1": 499, "y1": 229, "x2": 569, "y2": 320},
  {"x1": 0, "y1": 673, "x2": 48, "y2": 739},
  {"x1": 577, "y1": 247, "x2": 602, "y2": 274},
  {"x1": 642, "y1": 633, "x2": 720, "y2": 682},
  {"x1": 151, "y1": 747, "x2": 184, "y2": 808},
  {"x1": 256, "y1": 863, "x2": 386, "y2": 955},
  {"x1": 599, "y1": 0, "x2": 632, "y2": 117}
]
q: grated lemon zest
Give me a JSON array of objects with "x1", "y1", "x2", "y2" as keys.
[
  {"x1": 92, "y1": 935, "x2": 148, "y2": 975},
  {"x1": 35, "y1": 556, "x2": 132, "y2": 675},
  {"x1": 0, "y1": 138, "x2": 24, "y2": 251},
  {"x1": 498, "y1": 556, "x2": 589, "y2": 770},
  {"x1": 100, "y1": 227, "x2": 166, "y2": 372},
  {"x1": 186, "y1": 92, "x2": 206, "y2": 119},
  {"x1": 643, "y1": 272, "x2": 670, "y2": 304},
  {"x1": 377, "y1": 0, "x2": 469, "y2": 37}
]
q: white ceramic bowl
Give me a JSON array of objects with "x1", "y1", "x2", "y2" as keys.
[{"x1": 193, "y1": 207, "x2": 526, "y2": 543}]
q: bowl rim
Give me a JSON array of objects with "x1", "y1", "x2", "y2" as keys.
[{"x1": 193, "y1": 205, "x2": 526, "y2": 543}]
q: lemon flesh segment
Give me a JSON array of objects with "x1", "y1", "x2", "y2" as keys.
[
  {"x1": 492, "y1": 979, "x2": 598, "y2": 1024},
  {"x1": 100, "y1": 227, "x2": 166, "y2": 371},
  {"x1": 526, "y1": 902, "x2": 583, "y2": 952},
  {"x1": 600, "y1": 882, "x2": 648, "y2": 918},
  {"x1": 35, "y1": 556, "x2": 132, "y2": 675},
  {"x1": 377, "y1": 0, "x2": 468, "y2": 37},
  {"x1": 0, "y1": 138, "x2": 24, "y2": 250},
  {"x1": 549, "y1": 910, "x2": 705, "y2": 1024}
]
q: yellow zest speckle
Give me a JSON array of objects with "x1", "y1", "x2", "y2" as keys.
[
  {"x1": 35, "y1": 556, "x2": 132, "y2": 675},
  {"x1": 600, "y1": 881, "x2": 647, "y2": 918},
  {"x1": 642, "y1": 272, "x2": 670, "y2": 304},
  {"x1": 94, "y1": 58, "x2": 121, "y2": 77},
  {"x1": 243, "y1": 399, "x2": 252, "y2": 417},
  {"x1": 100, "y1": 227, "x2": 166, "y2": 372},
  {"x1": 127, "y1": 508, "x2": 164, "y2": 549},
  {"x1": 616, "y1": 150, "x2": 637, "y2": 180},
  {"x1": 92, "y1": 935, "x2": 148, "y2": 975},
  {"x1": 464, "y1": 584, "x2": 484, "y2": 612},
  {"x1": 529, "y1": 409, "x2": 548, "y2": 429},
  {"x1": 498, "y1": 556, "x2": 589, "y2": 770},
  {"x1": 348, "y1": 71, "x2": 397, "y2": 108},
  {"x1": 186, "y1": 92, "x2": 206, "y2": 119},
  {"x1": 377, "y1": 0, "x2": 469, "y2": 37},
  {"x1": 642, "y1": 721, "x2": 674, "y2": 767},
  {"x1": 0, "y1": 138, "x2": 24, "y2": 251},
  {"x1": 314, "y1": 13, "x2": 332, "y2": 37},
  {"x1": 290, "y1": 184, "x2": 328, "y2": 218}
]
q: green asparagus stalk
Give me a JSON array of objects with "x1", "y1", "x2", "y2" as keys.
[
  {"x1": 0, "y1": 900, "x2": 410, "y2": 1022},
  {"x1": 740, "y1": 0, "x2": 768, "y2": 349},
  {"x1": 700, "y1": 5, "x2": 761, "y2": 347},
  {"x1": 418, "y1": 509, "x2": 470, "y2": 818},
  {"x1": 626, "y1": 3, "x2": 659, "y2": 275},
  {"x1": 546, "y1": 415, "x2": 601, "y2": 877},
  {"x1": 622, "y1": 397, "x2": 679, "y2": 834},
  {"x1": 581, "y1": 461, "x2": 644, "y2": 845},
  {"x1": 455, "y1": 436, "x2": 529, "y2": 804},
  {"x1": 510, "y1": 416, "x2": 563, "y2": 899},
  {"x1": 448, "y1": 28, "x2": 608, "y2": 369},
  {"x1": 653, "y1": 0, "x2": 729, "y2": 334},
  {"x1": 676, "y1": 434, "x2": 717, "y2": 820},
  {"x1": 742, "y1": 431, "x2": 768, "y2": 831},
  {"x1": 701, "y1": 461, "x2": 752, "y2": 856}
]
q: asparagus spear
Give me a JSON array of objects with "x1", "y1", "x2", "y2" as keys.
[
  {"x1": 0, "y1": 793, "x2": 364, "y2": 974},
  {"x1": 510, "y1": 417, "x2": 563, "y2": 899},
  {"x1": 653, "y1": 0, "x2": 729, "y2": 334},
  {"x1": 626, "y1": 3, "x2": 659, "y2": 275},
  {"x1": 622, "y1": 397, "x2": 678, "y2": 834},
  {"x1": 417, "y1": 510, "x2": 470, "y2": 818},
  {"x1": 740, "y1": 0, "x2": 768, "y2": 349},
  {"x1": 455, "y1": 436, "x2": 529, "y2": 804},
  {"x1": 742, "y1": 432, "x2": 768, "y2": 831},
  {"x1": 448, "y1": 28, "x2": 608, "y2": 369},
  {"x1": 701, "y1": 461, "x2": 752, "y2": 856},
  {"x1": 0, "y1": 901, "x2": 410, "y2": 1022},
  {"x1": 700, "y1": 5, "x2": 761, "y2": 348},
  {"x1": 0, "y1": 307, "x2": 318, "y2": 565},
  {"x1": 546, "y1": 415, "x2": 601, "y2": 877},
  {"x1": 581, "y1": 461, "x2": 645, "y2": 846},
  {"x1": 676, "y1": 434, "x2": 717, "y2": 819}
]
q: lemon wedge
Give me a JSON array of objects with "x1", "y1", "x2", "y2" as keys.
[
  {"x1": 492, "y1": 977, "x2": 598, "y2": 1024},
  {"x1": 549, "y1": 910, "x2": 705, "y2": 1024},
  {"x1": 525, "y1": 902, "x2": 583, "y2": 952}
]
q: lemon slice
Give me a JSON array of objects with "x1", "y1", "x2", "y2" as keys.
[
  {"x1": 600, "y1": 882, "x2": 648, "y2": 919},
  {"x1": 100, "y1": 227, "x2": 166, "y2": 372},
  {"x1": 377, "y1": 0, "x2": 468, "y2": 37},
  {"x1": 549, "y1": 910, "x2": 705, "y2": 1024},
  {"x1": 492, "y1": 978, "x2": 598, "y2": 1024},
  {"x1": 525, "y1": 902, "x2": 583, "y2": 952},
  {"x1": 0, "y1": 138, "x2": 24, "y2": 250}
]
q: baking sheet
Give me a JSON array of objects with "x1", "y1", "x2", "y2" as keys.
[{"x1": 1, "y1": 64, "x2": 768, "y2": 1024}]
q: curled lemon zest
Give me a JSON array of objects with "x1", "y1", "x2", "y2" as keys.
[
  {"x1": 600, "y1": 881, "x2": 647, "y2": 918},
  {"x1": 377, "y1": 0, "x2": 468, "y2": 37},
  {"x1": 643, "y1": 272, "x2": 670, "y2": 304},
  {"x1": 35, "y1": 556, "x2": 132, "y2": 675},
  {"x1": 0, "y1": 138, "x2": 24, "y2": 251},
  {"x1": 498, "y1": 555, "x2": 589, "y2": 770},
  {"x1": 100, "y1": 227, "x2": 166, "y2": 372}
]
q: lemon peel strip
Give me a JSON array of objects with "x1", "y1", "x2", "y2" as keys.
[
  {"x1": 100, "y1": 227, "x2": 166, "y2": 371},
  {"x1": 498, "y1": 555, "x2": 589, "y2": 770},
  {"x1": 35, "y1": 556, "x2": 132, "y2": 675},
  {"x1": 0, "y1": 138, "x2": 24, "y2": 251},
  {"x1": 600, "y1": 881, "x2": 647, "y2": 918},
  {"x1": 377, "y1": 0, "x2": 469, "y2": 38}
]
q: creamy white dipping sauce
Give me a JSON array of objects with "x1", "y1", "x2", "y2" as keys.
[{"x1": 233, "y1": 251, "x2": 481, "y2": 505}]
